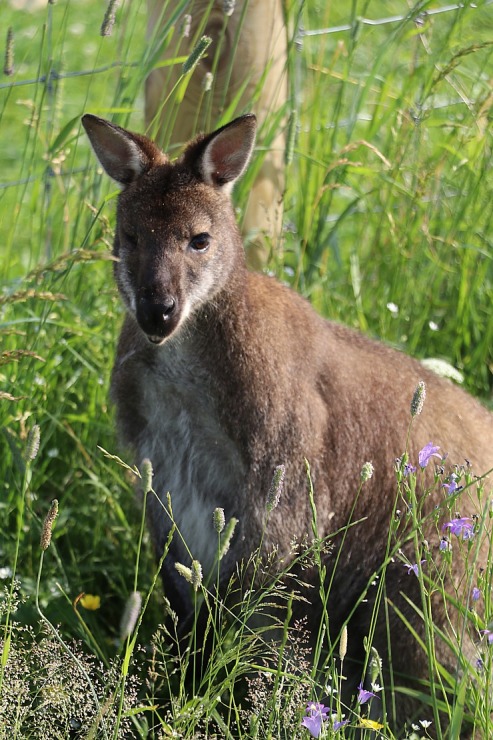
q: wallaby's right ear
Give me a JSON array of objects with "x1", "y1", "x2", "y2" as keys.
[{"x1": 81, "y1": 114, "x2": 164, "y2": 185}]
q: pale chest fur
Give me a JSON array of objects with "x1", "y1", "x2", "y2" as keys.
[{"x1": 128, "y1": 339, "x2": 246, "y2": 573}]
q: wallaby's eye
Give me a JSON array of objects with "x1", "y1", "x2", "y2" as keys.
[{"x1": 189, "y1": 233, "x2": 211, "y2": 253}]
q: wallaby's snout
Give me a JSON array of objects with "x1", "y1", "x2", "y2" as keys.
[
  {"x1": 113, "y1": 225, "x2": 187, "y2": 344},
  {"x1": 136, "y1": 286, "x2": 178, "y2": 344}
]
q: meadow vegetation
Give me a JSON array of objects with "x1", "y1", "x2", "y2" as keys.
[{"x1": 1, "y1": 0, "x2": 492, "y2": 737}]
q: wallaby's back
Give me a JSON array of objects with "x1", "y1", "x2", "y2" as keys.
[{"x1": 82, "y1": 113, "x2": 492, "y2": 731}]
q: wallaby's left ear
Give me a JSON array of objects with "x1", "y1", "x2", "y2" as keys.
[{"x1": 188, "y1": 114, "x2": 257, "y2": 192}]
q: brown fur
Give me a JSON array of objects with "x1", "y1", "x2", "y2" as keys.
[{"x1": 82, "y1": 113, "x2": 492, "y2": 733}]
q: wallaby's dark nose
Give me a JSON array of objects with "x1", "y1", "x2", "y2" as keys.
[
  {"x1": 158, "y1": 295, "x2": 176, "y2": 318},
  {"x1": 137, "y1": 290, "x2": 178, "y2": 342}
]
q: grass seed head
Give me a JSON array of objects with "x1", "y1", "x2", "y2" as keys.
[
  {"x1": 411, "y1": 380, "x2": 426, "y2": 417},
  {"x1": 182, "y1": 36, "x2": 212, "y2": 75},
  {"x1": 141, "y1": 457, "x2": 153, "y2": 493},
  {"x1": 267, "y1": 464, "x2": 285, "y2": 512},
  {"x1": 360, "y1": 461, "x2": 374, "y2": 482},
  {"x1": 120, "y1": 591, "x2": 142, "y2": 640},
  {"x1": 101, "y1": 0, "x2": 120, "y2": 37},
  {"x1": 202, "y1": 71, "x2": 214, "y2": 92},
  {"x1": 219, "y1": 517, "x2": 238, "y2": 560},
  {"x1": 181, "y1": 14, "x2": 192, "y2": 38},
  {"x1": 213, "y1": 507, "x2": 225, "y2": 533},
  {"x1": 191, "y1": 560, "x2": 203, "y2": 591},
  {"x1": 40, "y1": 499, "x2": 58, "y2": 550},
  {"x1": 4, "y1": 27, "x2": 14, "y2": 77},
  {"x1": 175, "y1": 562, "x2": 193, "y2": 583},
  {"x1": 25, "y1": 424, "x2": 40, "y2": 462},
  {"x1": 339, "y1": 624, "x2": 348, "y2": 662}
]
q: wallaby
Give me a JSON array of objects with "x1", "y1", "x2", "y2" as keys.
[{"x1": 82, "y1": 113, "x2": 492, "y2": 731}]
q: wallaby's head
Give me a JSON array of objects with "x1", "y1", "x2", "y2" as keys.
[{"x1": 82, "y1": 114, "x2": 256, "y2": 344}]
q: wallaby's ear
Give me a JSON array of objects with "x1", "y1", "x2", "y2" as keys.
[
  {"x1": 81, "y1": 114, "x2": 164, "y2": 185},
  {"x1": 189, "y1": 114, "x2": 257, "y2": 192}
]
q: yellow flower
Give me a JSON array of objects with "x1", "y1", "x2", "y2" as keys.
[
  {"x1": 79, "y1": 593, "x2": 101, "y2": 610},
  {"x1": 359, "y1": 718, "x2": 384, "y2": 730}
]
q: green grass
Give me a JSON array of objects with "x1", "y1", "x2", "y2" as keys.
[{"x1": 1, "y1": 0, "x2": 492, "y2": 737}]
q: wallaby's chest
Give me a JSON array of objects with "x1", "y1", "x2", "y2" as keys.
[{"x1": 128, "y1": 344, "x2": 246, "y2": 572}]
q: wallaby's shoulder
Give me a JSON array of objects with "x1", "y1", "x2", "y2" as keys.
[
  {"x1": 243, "y1": 269, "x2": 402, "y2": 369},
  {"x1": 243, "y1": 270, "x2": 329, "y2": 344}
]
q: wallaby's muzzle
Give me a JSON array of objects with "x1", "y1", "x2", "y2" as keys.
[{"x1": 136, "y1": 288, "x2": 180, "y2": 344}]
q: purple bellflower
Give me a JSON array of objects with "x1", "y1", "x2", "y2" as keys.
[
  {"x1": 357, "y1": 683, "x2": 377, "y2": 704},
  {"x1": 403, "y1": 560, "x2": 426, "y2": 577},
  {"x1": 302, "y1": 703, "x2": 330, "y2": 738},
  {"x1": 442, "y1": 517, "x2": 475, "y2": 540},
  {"x1": 418, "y1": 442, "x2": 441, "y2": 468}
]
